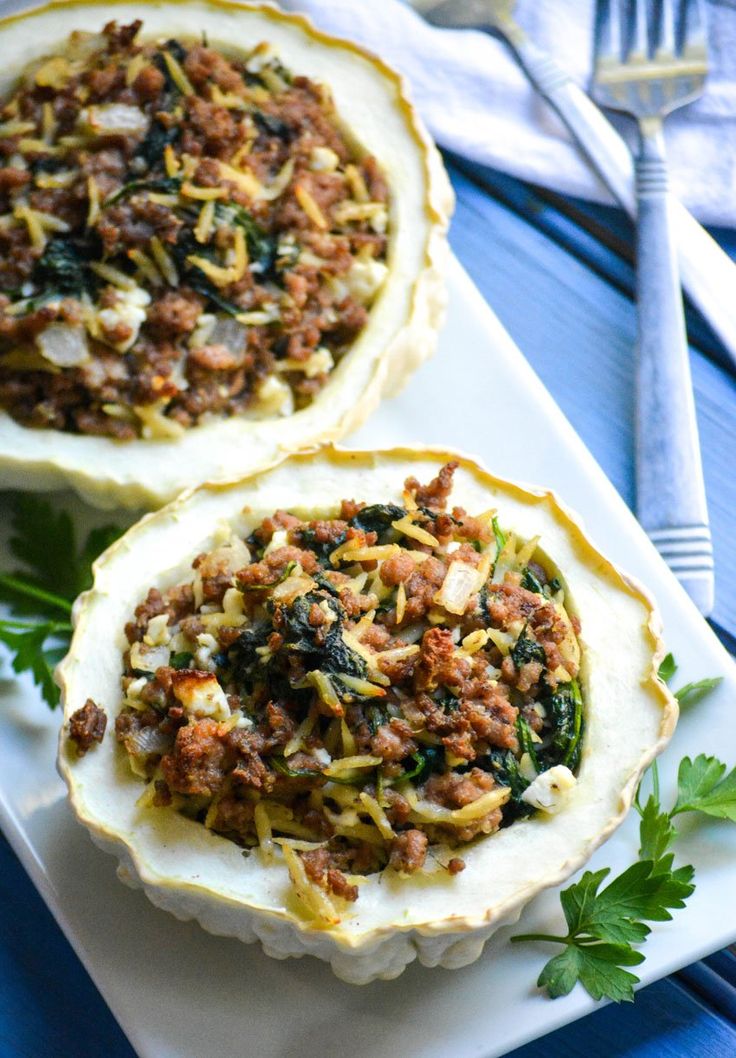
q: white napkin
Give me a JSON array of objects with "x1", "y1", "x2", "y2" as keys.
[{"x1": 279, "y1": 0, "x2": 736, "y2": 228}]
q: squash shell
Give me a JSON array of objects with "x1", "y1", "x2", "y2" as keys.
[
  {"x1": 58, "y1": 446, "x2": 677, "y2": 984},
  {"x1": 0, "y1": 0, "x2": 452, "y2": 509}
]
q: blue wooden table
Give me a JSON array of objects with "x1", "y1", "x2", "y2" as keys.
[{"x1": 1, "y1": 156, "x2": 735, "y2": 1057}]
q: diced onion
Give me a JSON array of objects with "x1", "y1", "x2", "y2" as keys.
[
  {"x1": 434, "y1": 560, "x2": 481, "y2": 616},
  {"x1": 83, "y1": 103, "x2": 148, "y2": 135},
  {"x1": 36, "y1": 323, "x2": 90, "y2": 367}
]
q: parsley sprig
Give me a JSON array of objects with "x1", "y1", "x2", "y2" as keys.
[
  {"x1": 0, "y1": 493, "x2": 121, "y2": 707},
  {"x1": 513, "y1": 654, "x2": 729, "y2": 1003}
]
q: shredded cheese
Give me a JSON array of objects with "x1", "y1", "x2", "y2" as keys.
[{"x1": 162, "y1": 49, "x2": 195, "y2": 95}]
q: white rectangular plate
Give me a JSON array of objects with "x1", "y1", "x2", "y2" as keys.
[{"x1": 1, "y1": 256, "x2": 734, "y2": 1058}]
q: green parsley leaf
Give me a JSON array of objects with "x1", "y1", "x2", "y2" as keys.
[
  {"x1": 0, "y1": 493, "x2": 123, "y2": 708},
  {"x1": 672, "y1": 754, "x2": 736, "y2": 821},
  {"x1": 638, "y1": 794, "x2": 677, "y2": 863},
  {"x1": 657, "y1": 653, "x2": 677, "y2": 682},
  {"x1": 0, "y1": 621, "x2": 71, "y2": 707},
  {"x1": 538, "y1": 943, "x2": 644, "y2": 1003},
  {"x1": 514, "y1": 858, "x2": 695, "y2": 1001},
  {"x1": 675, "y1": 677, "x2": 723, "y2": 708}
]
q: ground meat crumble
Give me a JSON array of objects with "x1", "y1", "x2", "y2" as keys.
[
  {"x1": 68, "y1": 697, "x2": 107, "y2": 754},
  {"x1": 0, "y1": 21, "x2": 389, "y2": 438},
  {"x1": 113, "y1": 463, "x2": 584, "y2": 912}
]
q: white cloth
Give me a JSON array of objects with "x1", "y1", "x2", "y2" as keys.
[{"x1": 279, "y1": 0, "x2": 736, "y2": 228}]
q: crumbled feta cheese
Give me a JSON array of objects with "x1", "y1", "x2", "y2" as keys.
[
  {"x1": 264, "y1": 529, "x2": 288, "y2": 556},
  {"x1": 189, "y1": 313, "x2": 216, "y2": 349},
  {"x1": 309, "y1": 146, "x2": 339, "y2": 172},
  {"x1": 521, "y1": 765, "x2": 577, "y2": 814},
  {"x1": 125, "y1": 675, "x2": 148, "y2": 701},
  {"x1": 194, "y1": 632, "x2": 219, "y2": 672},
  {"x1": 144, "y1": 613, "x2": 171, "y2": 647},
  {"x1": 129, "y1": 641, "x2": 170, "y2": 672},
  {"x1": 97, "y1": 284, "x2": 150, "y2": 352},
  {"x1": 255, "y1": 375, "x2": 294, "y2": 417},
  {"x1": 172, "y1": 672, "x2": 230, "y2": 720},
  {"x1": 345, "y1": 258, "x2": 389, "y2": 305}
]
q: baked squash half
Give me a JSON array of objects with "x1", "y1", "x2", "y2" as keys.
[
  {"x1": 0, "y1": 2, "x2": 451, "y2": 508},
  {"x1": 58, "y1": 447, "x2": 676, "y2": 984}
]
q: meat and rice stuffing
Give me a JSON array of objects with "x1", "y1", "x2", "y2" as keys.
[
  {"x1": 107, "y1": 462, "x2": 585, "y2": 912},
  {"x1": 0, "y1": 20, "x2": 389, "y2": 438}
]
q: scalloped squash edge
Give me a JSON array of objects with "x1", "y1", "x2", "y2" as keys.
[
  {"x1": 0, "y1": 0, "x2": 452, "y2": 510},
  {"x1": 57, "y1": 445, "x2": 677, "y2": 984}
]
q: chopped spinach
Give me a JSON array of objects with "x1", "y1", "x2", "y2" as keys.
[
  {"x1": 540, "y1": 679, "x2": 583, "y2": 771},
  {"x1": 511, "y1": 626, "x2": 546, "y2": 668},
  {"x1": 271, "y1": 756, "x2": 321, "y2": 780},
  {"x1": 483, "y1": 749, "x2": 536, "y2": 822},
  {"x1": 34, "y1": 236, "x2": 98, "y2": 298},
  {"x1": 170, "y1": 651, "x2": 194, "y2": 670},
  {"x1": 477, "y1": 584, "x2": 492, "y2": 625},
  {"x1": 152, "y1": 40, "x2": 189, "y2": 95},
  {"x1": 313, "y1": 572, "x2": 341, "y2": 598},
  {"x1": 521, "y1": 567, "x2": 546, "y2": 595},
  {"x1": 135, "y1": 119, "x2": 180, "y2": 171},
  {"x1": 396, "y1": 745, "x2": 444, "y2": 785},
  {"x1": 228, "y1": 625, "x2": 271, "y2": 687},
  {"x1": 349, "y1": 503, "x2": 406, "y2": 541},
  {"x1": 365, "y1": 702, "x2": 388, "y2": 735},
  {"x1": 278, "y1": 593, "x2": 367, "y2": 678},
  {"x1": 295, "y1": 526, "x2": 347, "y2": 563},
  {"x1": 104, "y1": 175, "x2": 181, "y2": 206},
  {"x1": 172, "y1": 230, "x2": 243, "y2": 316},
  {"x1": 253, "y1": 109, "x2": 293, "y2": 141},
  {"x1": 216, "y1": 203, "x2": 278, "y2": 276},
  {"x1": 516, "y1": 715, "x2": 540, "y2": 772}
]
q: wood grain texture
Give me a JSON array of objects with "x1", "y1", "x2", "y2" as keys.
[
  {"x1": 446, "y1": 161, "x2": 736, "y2": 648},
  {"x1": 1, "y1": 159, "x2": 734, "y2": 1058}
]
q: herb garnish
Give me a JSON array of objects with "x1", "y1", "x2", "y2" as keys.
[
  {"x1": 0, "y1": 494, "x2": 121, "y2": 707},
  {"x1": 513, "y1": 655, "x2": 728, "y2": 1002}
]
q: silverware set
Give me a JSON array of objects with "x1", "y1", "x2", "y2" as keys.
[{"x1": 423, "y1": 0, "x2": 718, "y2": 615}]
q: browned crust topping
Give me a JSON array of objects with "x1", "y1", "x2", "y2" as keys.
[
  {"x1": 114, "y1": 464, "x2": 584, "y2": 907},
  {"x1": 0, "y1": 21, "x2": 389, "y2": 437}
]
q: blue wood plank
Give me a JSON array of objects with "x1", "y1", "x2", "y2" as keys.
[
  {"x1": 2, "y1": 829, "x2": 735, "y2": 1058},
  {"x1": 0, "y1": 835, "x2": 135, "y2": 1058},
  {"x1": 452, "y1": 156, "x2": 736, "y2": 378},
  {"x1": 446, "y1": 161, "x2": 736, "y2": 647},
  {"x1": 509, "y1": 977, "x2": 736, "y2": 1058}
]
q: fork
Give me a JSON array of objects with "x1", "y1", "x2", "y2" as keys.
[
  {"x1": 423, "y1": 0, "x2": 736, "y2": 374},
  {"x1": 592, "y1": 0, "x2": 713, "y2": 616}
]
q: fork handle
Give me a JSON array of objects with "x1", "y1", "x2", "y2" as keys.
[
  {"x1": 635, "y1": 124, "x2": 714, "y2": 615},
  {"x1": 501, "y1": 31, "x2": 736, "y2": 372}
]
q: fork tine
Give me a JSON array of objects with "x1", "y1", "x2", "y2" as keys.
[
  {"x1": 627, "y1": 0, "x2": 651, "y2": 61},
  {"x1": 682, "y1": 0, "x2": 707, "y2": 56},
  {"x1": 594, "y1": 0, "x2": 623, "y2": 65},
  {"x1": 654, "y1": 0, "x2": 676, "y2": 59}
]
